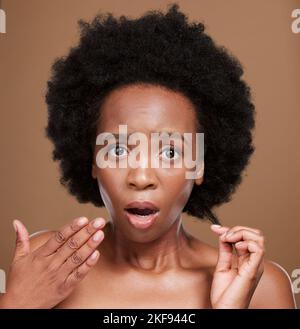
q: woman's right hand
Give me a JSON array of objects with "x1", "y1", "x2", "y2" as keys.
[{"x1": 0, "y1": 216, "x2": 106, "y2": 309}]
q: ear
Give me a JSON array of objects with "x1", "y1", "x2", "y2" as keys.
[{"x1": 194, "y1": 161, "x2": 204, "y2": 186}]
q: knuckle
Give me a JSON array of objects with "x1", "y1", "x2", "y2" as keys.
[
  {"x1": 70, "y1": 222, "x2": 78, "y2": 232},
  {"x1": 57, "y1": 281, "x2": 70, "y2": 296},
  {"x1": 70, "y1": 251, "x2": 83, "y2": 265},
  {"x1": 85, "y1": 225, "x2": 94, "y2": 235},
  {"x1": 73, "y1": 268, "x2": 84, "y2": 280},
  {"x1": 67, "y1": 237, "x2": 79, "y2": 250},
  {"x1": 54, "y1": 230, "x2": 66, "y2": 244},
  {"x1": 70, "y1": 224, "x2": 76, "y2": 232}
]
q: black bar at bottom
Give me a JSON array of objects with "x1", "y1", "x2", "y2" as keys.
[{"x1": 0, "y1": 309, "x2": 299, "y2": 327}]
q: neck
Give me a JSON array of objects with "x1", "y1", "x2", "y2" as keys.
[{"x1": 102, "y1": 216, "x2": 193, "y2": 273}]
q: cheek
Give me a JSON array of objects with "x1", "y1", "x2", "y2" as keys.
[
  {"x1": 161, "y1": 170, "x2": 194, "y2": 213},
  {"x1": 95, "y1": 169, "x2": 124, "y2": 212}
]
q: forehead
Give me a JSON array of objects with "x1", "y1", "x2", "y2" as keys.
[{"x1": 97, "y1": 84, "x2": 198, "y2": 134}]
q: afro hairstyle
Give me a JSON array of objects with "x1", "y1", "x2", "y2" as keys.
[{"x1": 45, "y1": 3, "x2": 256, "y2": 225}]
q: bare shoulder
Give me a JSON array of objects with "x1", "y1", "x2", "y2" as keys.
[
  {"x1": 29, "y1": 230, "x2": 55, "y2": 252},
  {"x1": 249, "y1": 259, "x2": 297, "y2": 309}
]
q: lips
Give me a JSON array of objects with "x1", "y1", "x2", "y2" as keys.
[
  {"x1": 124, "y1": 201, "x2": 159, "y2": 214},
  {"x1": 124, "y1": 200, "x2": 159, "y2": 229}
]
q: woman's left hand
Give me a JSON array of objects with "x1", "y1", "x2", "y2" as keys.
[{"x1": 210, "y1": 225, "x2": 265, "y2": 309}]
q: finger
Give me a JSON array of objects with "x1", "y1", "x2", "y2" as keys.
[
  {"x1": 248, "y1": 240, "x2": 265, "y2": 270},
  {"x1": 215, "y1": 232, "x2": 234, "y2": 273},
  {"x1": 36, "y1": 217, "x2": 89, "y2": 256},
  {"x1": 210, "y1": 225, "x2": 230, "y2": 235},
  {"x1": 214, "y1": 240, "x2": 265, "y2": 307},
  {"x1": 13, "y1": 219, "x2": 30, "y2": 260},
  {"x1": 234, "y1": 241, "x2": 248, "y2": 256},
  {"x1": 64, "y1": 250, "x2": 100, "y2": 290},
  {"x1": 220, "y1": 227, "x2": 265, "y2": 269},
  {"x1": 53, "y1": 218, "x2": 106, "y2": 265},
  {"x1": 222, "y1": 225, "x2": 262, "y2": 236},
  {"x1": 61, "y1": 229, "x2": 104, "y2": 276},
  {"x1": 236, "y1": 240, "x2": 265, "y2": 277},
  {"x1": 234, "y1": 240, "x2": 250, "y2": 267},
  {"x1": 221, "y1": 229, "x2": 265, "y2": 248}
]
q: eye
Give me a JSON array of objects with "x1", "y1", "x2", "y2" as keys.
[
  {"x1": 107, "y1": 144, "x2": 128, "y2": 158},
  {"x1": 160, "y1": 146, "x2": 181, "y2": 160}
]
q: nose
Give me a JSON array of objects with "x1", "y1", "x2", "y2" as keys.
[
  {"x1": 126, "y1": 166, "x2": 158, "y2": 191},
  {"x1": 126, "y1": 138, "x2": 159, "y2": 190}
]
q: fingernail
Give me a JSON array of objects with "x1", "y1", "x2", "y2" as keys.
[
  {"x1": 93, "y1": 218, "x2": 105, "y2": 229},
  {"x1": 77, "y1": 217, "x2": 88, "y2": 226},
  {"x1": 12, "y1": 220, "x2": 18, "y2": 233},
  {"x1": 93, "y1": 230, "x2": 104, "y2": 242},
  {"x1": 211, "y1": 224, "x2": 222, "y2": 229},
  {"x1": 90, "y1": 250, "x2": 99, "y2": 260}
]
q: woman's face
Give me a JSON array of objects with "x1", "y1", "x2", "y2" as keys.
[{"x1": 92, "y1": 84, "x2": 203, "y2": 241}]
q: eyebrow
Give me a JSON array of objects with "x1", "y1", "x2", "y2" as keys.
[{"x1": 105, "y1": 131, "x2": 187, "y2": 144}]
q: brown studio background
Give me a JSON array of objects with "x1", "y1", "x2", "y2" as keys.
[{"x1": 0, "y1": 0, "x2": 299, "y2": 307}]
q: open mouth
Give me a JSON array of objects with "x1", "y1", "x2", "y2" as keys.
[
  {"x1": 124, "y1": 205, "x2": 159, "y2": 229},
  {"x1": 124, "y1": 208, "x2": 159, "y2": 216}
]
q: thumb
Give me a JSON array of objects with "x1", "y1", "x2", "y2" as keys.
[
  {"x1": 215, "y1": 230, "x2": 233, "y2": 273},
  {"x1": 13, "y1": 219, "x2": 30, "y2": 260}
]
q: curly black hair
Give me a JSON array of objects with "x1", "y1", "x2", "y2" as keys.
[{"x1": 45, "y1": 2, "x2": 256, "y2": 225}]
